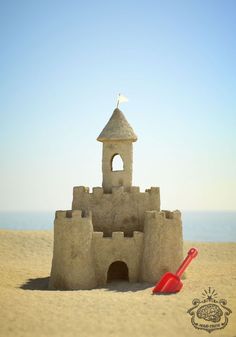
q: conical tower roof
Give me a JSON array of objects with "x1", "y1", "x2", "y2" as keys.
[{"x1": 97, "y1": 108, "x2": 137, "y2": 142}]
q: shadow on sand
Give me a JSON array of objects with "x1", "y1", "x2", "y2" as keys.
[
  {"x1": 20, "y1": 277, "x2": 50, "y2": 290},
  {"x1": 20, "y1": 278, "x2": 153, "y2": 292}
]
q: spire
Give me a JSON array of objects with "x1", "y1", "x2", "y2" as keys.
[{"x1": 97, "y1": 108, "x2": 137, "y2": 142}]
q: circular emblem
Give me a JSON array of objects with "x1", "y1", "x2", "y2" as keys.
[{"x1": 187, "y1": 287, "x2": 232, "y2": 333}]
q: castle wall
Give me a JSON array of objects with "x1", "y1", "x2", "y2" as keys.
[
  {"x1": 141, "y1": 210, "x2": 183, "y2": 282},
  {"x1": 72, "y1": 186, "x2": 160, "y2": 236},
  {"x1": 49, "y1": 207, "x2": 183, "y2": 289},
  {"x1": 102, "y1": 141, "x2": 133, "y2": 192},
  {"x1": 49, "y1": 210, "x2": 97, "y2": 290},
  {"x1": 92, "y1": 231, "x2": 144, "y2": 286}
]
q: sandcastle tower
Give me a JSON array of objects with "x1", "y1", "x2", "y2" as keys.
[
  {"x1": 49, "y1": 107, "x2": 183, "y2": 290},
  {"x1": 98, "y1": 107, "x2": 137, "y2": 193}
]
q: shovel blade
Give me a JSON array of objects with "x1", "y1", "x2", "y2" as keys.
[{"x1": 153, "y1": 272, "x2": 183, "y2": 294}]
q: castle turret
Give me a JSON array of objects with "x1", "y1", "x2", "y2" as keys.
[
  {"x1": 49, "y1": 210, "x2": 96, "y2": 290},
  {"x1": 97, "y1": 108, "x2": 137, "y2": 193},
  {"x1": 141, "y1": 210, "x2": 183, "y2": 283}
]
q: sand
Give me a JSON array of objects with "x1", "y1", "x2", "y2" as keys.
[{"x1": 0, "y1": 230, "x2": 235, "y2": 337}]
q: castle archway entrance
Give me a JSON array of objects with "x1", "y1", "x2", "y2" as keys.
[{"x1": 107, "y1": 261, "x2": 129, "y2": 282}]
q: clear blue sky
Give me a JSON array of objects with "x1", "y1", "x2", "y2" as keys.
[{"x1": 1, "y1": 0, "x2": 236, "y2": 211}]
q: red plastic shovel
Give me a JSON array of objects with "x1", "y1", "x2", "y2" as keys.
[{"x1": 152, "y1": 247, "x2": 198, "y2": 294}]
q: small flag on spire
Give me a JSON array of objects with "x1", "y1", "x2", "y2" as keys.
[{"x1": 116, "y1": 93, "x2": 128, "y2": 108}]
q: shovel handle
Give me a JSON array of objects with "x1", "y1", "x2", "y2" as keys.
[{"x1": 175, "y1": 247, "x2": 198, "y2": 278}]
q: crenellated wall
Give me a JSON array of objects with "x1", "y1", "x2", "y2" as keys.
[
  {"x1": 49, "y1": 207, "x2": 183, "y2": 290},
  {"x1": 92, "y1": 231, "x2": 144, "y2": 286},
  {"x1": 72, "y1": 185, "x2": 160, "y2": 236}
]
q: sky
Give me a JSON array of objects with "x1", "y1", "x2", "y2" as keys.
[{"x1": 0, "y1": 0, "x2": 236, "y2": 211}]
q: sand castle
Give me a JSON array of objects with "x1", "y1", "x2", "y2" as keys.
[{"x1": 49, "y1": 108, "x2": 183, "y2": 290}]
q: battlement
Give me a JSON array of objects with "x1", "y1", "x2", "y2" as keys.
[
  {"x1": 73, "y1": 185, "x2": 160, "y2": 197},
  {"x1": 145, "y1": 210, "x2": 181, "y2": 221},
  {"x1": 72, "y1": 185, "x2": 160, "y2": 236},
  {"x1": 145, "y1": 187, "x2": 160, "y2": 194},
  {"x1": 162, "y1": 210, "x2": 181, "y2": 220},
  {"x1": 92, "y1": 231, "x2": 144, "y2": 240},
  {"x1": 55, "y1": 210, "x2": 92, "y2": 220}
]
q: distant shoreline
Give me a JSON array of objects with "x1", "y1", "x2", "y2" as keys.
[{"x1": 0, "y1": 211, "x2": 235, "y2": 242}]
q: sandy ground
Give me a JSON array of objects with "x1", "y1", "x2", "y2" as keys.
[{"x1": 0, "y1": 230, "x2": 235, "y2": 337}]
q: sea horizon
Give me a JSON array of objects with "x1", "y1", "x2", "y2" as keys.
[{"x1": 0, "y1": 210, "x2": 235, "y2": 242}]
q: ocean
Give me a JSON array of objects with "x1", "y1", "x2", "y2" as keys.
[{"x1": 0, "y1": 211, "x2": 235, "y2": 242}]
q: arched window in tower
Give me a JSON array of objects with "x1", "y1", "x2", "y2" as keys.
[{"x1": 111, "y1": 154, "x2": 124, "y2": 171}]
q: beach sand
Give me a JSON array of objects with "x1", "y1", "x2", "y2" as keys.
[{"x1": 0, "y1": 230, "x2": 235, "y2": 337}]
